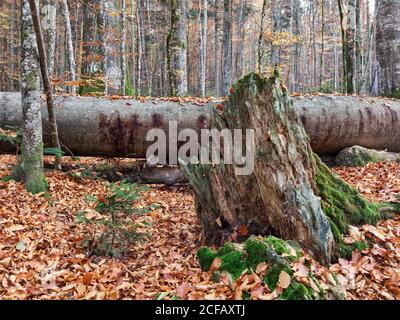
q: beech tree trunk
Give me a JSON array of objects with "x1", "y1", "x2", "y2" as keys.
[
  {"x1": 1, "y1": 92, "x2": 400, "y2": 157},
  {"x1": 10, "y1": 0, "x2": 47, "y2": 194},
  {"x1": 376, "y1": 0, "x2": 400, "y2": 97},
  {"x1": 181, "y1": 73, "x2": 397, "y2": 265},
  {"x1": 62, "y1": 0, "x2": 77, "y2": 95},
  {"x1": 167, "y1": 0, "x2": 188, "y2": 97},
  {"x1": 28, "y1": 0, "x2": 62, "y2": 169},
  {"x1": 41, "y1": 0, "x2": 57, "y2": 77},
  {"x1": 222, "y1": 0, "x2": 232, "y2": 95}
]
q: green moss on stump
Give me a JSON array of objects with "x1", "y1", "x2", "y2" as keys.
[{"x1": 312, "y1": 155, "x2": 391, "y2": 258}]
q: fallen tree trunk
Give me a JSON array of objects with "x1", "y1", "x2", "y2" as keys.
[
  {"x1": 1, "y1": 92, "x2": 400, "y2": 156},
  {"x1": 181, "y1": 73, "x2": 399, "y2": 265}
]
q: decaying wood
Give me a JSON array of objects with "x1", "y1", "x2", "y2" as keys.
[
  {"x1": 181, "y1": 73, "x2": 399, "y2": 265},
  {"x1": 182, "y1": 73, "x2": 335, "y2": 265}
]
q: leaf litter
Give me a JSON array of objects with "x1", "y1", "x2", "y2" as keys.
[{"x1": 0, "y1": 155, "x2": 399, "y2": 300}]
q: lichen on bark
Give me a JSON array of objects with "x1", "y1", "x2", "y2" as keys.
[{"x1": 10, "y1": 0, "x2": 48, "y2": 194}]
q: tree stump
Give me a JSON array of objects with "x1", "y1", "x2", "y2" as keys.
[{"x1": 182, "y1": 73, "x2": 398, "y2": 265}]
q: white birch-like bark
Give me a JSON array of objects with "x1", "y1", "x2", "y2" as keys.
[
  {"x1": 62, "y1": 0, "x2": 77, "y2": 94},
  {"x1": 199, "y1": 0, "x2": 208, "y2": 97},
  {"x1": 14, "y1": 0, "x2": 47, "y2": 193},
  {"x1": 41, "y1": 0, "x2": 57, "y2": 77}
]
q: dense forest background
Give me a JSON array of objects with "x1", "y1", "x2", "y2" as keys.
[{"x1": 0, "y1": 0, "x2": 398, "y2": 98}]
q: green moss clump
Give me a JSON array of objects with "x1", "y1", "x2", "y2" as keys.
[
  {"x1": 217, "y1": 242, "x2": 241, "y2": 256},
  {"x1": 353, "y1": 241, "x2": 368, "y2": 252},
  {"x1": 220, "y1": 251, "x2": 247, "y2": 279},
  {"x1": 264, "y1": 264, "x2": 293, "y2": 291},
  {"x1": 264, "y1": 236, "x2": 302, "y2": 261},
  {"x1": 279, "y1": 283, "x2": 313, "y2": 300},
  {"x1": 245, "y1": 236, "x2": 273, "y2": 269},
  {"x1": 197, "y1": 247, "x2": 217, "y2": 271},
  {"x1": 198, "y1": 244, "x2": 246, "y2": 277}
]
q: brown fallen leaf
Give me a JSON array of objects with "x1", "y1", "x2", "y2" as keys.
[{"x1": 278, "y1": 271, "x2": 291, "y2": 289}]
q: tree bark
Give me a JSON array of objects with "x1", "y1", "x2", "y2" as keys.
[
  {"x1": 181, "y1": 73, "x2": 397, "y2": 265},
  {"x1": 257, "y1": 0, "x2": 267, "y2": 73},
  {"x1": 236, "y1": 0, "x2": 246, "y2": 79},
  {"x1": 104, "y1": 0, "x2": 122, "y2": 95},
  {"x1": 214, "y1": 0, "x2": 221, "y2": 97},
  {"x1": 40, "y1": 0, "x2": 57, "y2": 77},
  {"x1": 28, "y1": 0, "x2": 62, "y2": 169},
  {"x1": 338, "y1": 0, "x2": 354, "y2": 93},
  {"x1": 222, "y1": 0, "x2": 232, "y2": 95},
  {"x1": 10, "y1": 0, "x2": 47, "y2": 194},
  {"x1": 167, "y1": 0, "x2": 188, "y2": 97},
  {"x1": 376, "y1": 0, "x2": 400, "y2": 97},
  {"x1": 62, "y1": 0, "x2": 77, "y2": 95},
  {"x1": 199, "y1": 0, "x2": 208, "y2": 97},
  {"x1": 120, "y1": 0, "x2": 127, "y2": 96},
  {"x1": 2, "y1": 92, "x2": 400, "y2": 157}
]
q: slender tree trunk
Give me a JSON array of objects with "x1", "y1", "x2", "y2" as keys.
[
  {"x1": 214, "y1": 0, "x2": 221, "y2": 97},
  {"x1": 62, "y1": 0, "x2": 77, "y2": 95},
  {"x1": 291, "y1": 0, "x2": 301, "y2": 92},
  {"x1": 28, "y1": 0, "x2": 62, "y2": 169},
  {"x1": 167, "y1": 0, "x2": 188, "y2": 96},
  {"x1": 338, "y1": 0, "x2": 354, "y2": 93},
  {"x1": 104, "y1": 0, "x2": 122, "y2": 95},
  {"x1": 136, "y1": 0, "x2": 142, "y2": 96},
  {"x1": 41, "y1": 0, "x2": 57, "y2": 77},
  {"x1": 236, "y1": 0, "x2": 246, "y2": 78},
  {"x1": 376, "y1": 0, "x2": 400, "y2": 97},
  {"x1": 121, "y1": 0, "x2": 127, "y2": 95},
  {"x1": 199, "y1": 0, "x2": 208, "y2": 97},
  {"x1": 11, "y1": 0, "x2": 47, "y2": 194},
  {"x1": 347, "y1": 0, "x2": 356, "y2": 91},
  {"x1": 257, "y1": 0, "x2": 267, "y2": 73},
  {"x1": 222, "y1": 0, "x2": 232, "y2": 95},
  {"x1": 319, "y1": 0, "x2": 325, "y2": 87},
  {"x1": 355, "y1": 0, "x2": 362, "y2": 94}
]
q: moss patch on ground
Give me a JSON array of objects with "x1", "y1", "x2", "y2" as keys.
[{"x1": 197, "y1": 235, "x2": 330, "y2": 300}]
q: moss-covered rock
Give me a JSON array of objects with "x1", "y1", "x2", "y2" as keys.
[
  {"x1": 196, "y1": 235, "x2": 346, "y2": 300},
  {"x1": 279, "y1": 283, "x2": 313, "y2": 300},
  {"x1": 264, "y1": 264, "x2": 293, "y2": 291},
  {"x1": 335, "y1": 146, "x2": 400, "y2": 167},
  {"x1": 197, "y1": 247, "x2": 217, "y2": 271}
]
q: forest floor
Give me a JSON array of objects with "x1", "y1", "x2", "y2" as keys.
[{"x1": 0, "y1": 154, "x2": 399, "y2": 300}]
